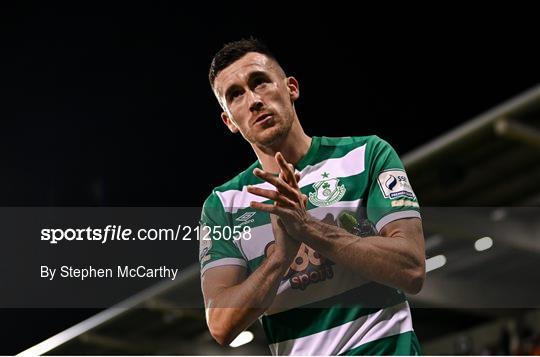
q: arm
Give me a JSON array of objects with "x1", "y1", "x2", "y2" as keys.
[
  {"x1": 201, "y1": 251, "x2": 289, "y2": 346},
  {"x1": 248, "y1": 152, "x2": 425, "y2": 295},
  {"x1": 202, "y1": 210, "x2": 300, "y2": 346},
  {"x1": 202, "y1": 167, "x2": 303, "y2": 346},
  {"x1": 299, "y1": 216, "x2": 425, "y2": 294}
]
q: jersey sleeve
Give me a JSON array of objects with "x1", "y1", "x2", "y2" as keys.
[
  {"x1": 366, "y1": 136, "x2": 421, "y2": 232},
  {"x1": 199, "y1": 191, "x2": 247, "y2": 276}
]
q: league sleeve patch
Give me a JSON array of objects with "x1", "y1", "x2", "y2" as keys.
[{"x1": 377, "y1": 170, "x2": 416, "y2": 200}]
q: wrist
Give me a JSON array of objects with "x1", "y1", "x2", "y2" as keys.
[
  {"x1": 267, "y1": 249, "x2": 289, "y2": 267},
  {"x1": 299, "y1": 214, "x2": 316, "y2": 240},
  {"x1": 298, "y1": 216, "x2": 333, "y2": 252},
  {"x1": 267, "y1": 248, "x2": 296, "y2": 275}
]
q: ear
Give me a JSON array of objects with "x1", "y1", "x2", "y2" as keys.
[
  {"x1": 286, "y1": 76, "x2": 300, "y2": 102},
  {"x1": 221, "y1": 112, "x2": 239, "y2": 133}
]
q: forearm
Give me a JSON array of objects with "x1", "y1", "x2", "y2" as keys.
[
  {"x1": 300, "y1": 218, "x2": 425, "y2": 294},
  {"x1": 206, "y1": 254, "x2": 289, "y2": 345}
]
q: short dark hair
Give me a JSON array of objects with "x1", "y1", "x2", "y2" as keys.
[{"x1": 208, "y1": 37, "x2": 277, "y2": 90}]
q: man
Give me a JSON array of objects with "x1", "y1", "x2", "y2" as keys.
[{"x1": 199, "y1": 38, "x2": 425, "y2": 355}]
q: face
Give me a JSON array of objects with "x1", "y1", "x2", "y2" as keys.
[{"x1": 213, "y1": 52, "x2": 299, "y2": 147}]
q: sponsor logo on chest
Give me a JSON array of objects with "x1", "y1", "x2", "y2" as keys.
[{"x1": 264, "y1": 241, "x2": 335, "y2": 291}]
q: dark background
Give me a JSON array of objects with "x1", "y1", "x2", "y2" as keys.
[{"x1": 1, "y1": 2, "x2": 538, "y2": 354}]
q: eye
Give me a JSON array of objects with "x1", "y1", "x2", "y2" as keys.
[
  {"x1": 254, "y1": 76, "x2": 268, "y2": 87},
  {"x1": 228, "y1": 89, "x2": 243, "y2": 102}
]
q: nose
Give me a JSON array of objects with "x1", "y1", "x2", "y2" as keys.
[{"x1": 247, "y1": 90, "x2": 264, "y2": 112}]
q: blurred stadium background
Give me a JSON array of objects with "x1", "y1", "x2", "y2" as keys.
[
  {"x1": 2, "y1": 2, "x2": 539, "y2": 356},
  {"x1": 19, "y1": 86, "x2": 540, "y2": 356}
]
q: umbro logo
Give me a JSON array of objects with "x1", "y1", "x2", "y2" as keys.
[
  {"x1": 236, "y1": 212, "x2": 256, "y2": 222},
  {"x1": 236, "y1": 212, "x2": 256, "y2": 226}
]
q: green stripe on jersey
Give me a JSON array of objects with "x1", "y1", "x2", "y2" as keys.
[
  {"x1": 262, "y1": 283, "x2": 406, "y2": 344},
  {"x1": 339, "y1": 331, "x2": 421, "y2": 356}
]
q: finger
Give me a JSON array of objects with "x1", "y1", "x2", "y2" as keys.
[
  {"x1": 281, "y1": 167, "x2": 300, "y2": 190},
  {"x1": 280, "y1": 171, "x2": 303, "y2": 206},
  {"x1": 275, "y1": 152, "x2": 296, "y2": 186},
  {"x1": 288, "y1": 163, "x2": 301, "y2": 190},
  {"x1": 250, "y1": 201, "x2": 288, "y2": 217},
  {"x1": 250, "y1": 201, "x2": 276, "y2": 213},
  {"x1": 253, "y1": 168, "x2": 299, "y2": 200},
  {"x1": 275, "y1": 152, "x2": 297, "y2": 188},
  {"x1": 247, "y1": 186, "x2": 298, "y2": 207}
]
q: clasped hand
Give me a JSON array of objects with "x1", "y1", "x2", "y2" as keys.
[{"x1": 247, "y1": 152, "x2": 311, "y2": 240}]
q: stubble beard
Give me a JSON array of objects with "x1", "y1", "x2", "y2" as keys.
[{"x1": 250, "y1": 113, "x2": 293, "y2": 149}]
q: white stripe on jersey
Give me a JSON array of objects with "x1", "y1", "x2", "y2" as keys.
[
  {"x1": 200, "y1": 257, "x2": 246, "y2": 276},
  {"x1": 375, "y1": 210, "x2": 421, "y2": 232},
  {"x1": 268, "y1": 301, "x2": 413, "y2": 355},
  {"x1": 216, "y1": 145, "x2": 366, "y2": 213},
  {"x1": 298, "y1": 144, "x2": 366, "y2": 188}
]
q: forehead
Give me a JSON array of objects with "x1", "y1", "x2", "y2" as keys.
[{"x1": 214, "y1": 52, "x2": 278, "y2": 95}]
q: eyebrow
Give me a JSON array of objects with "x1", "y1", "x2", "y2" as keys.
[{"x1": 223, "y1": 70, "x2": 269, "y2": 100}]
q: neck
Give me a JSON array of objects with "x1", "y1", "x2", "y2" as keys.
[{"x1": 252, "y1": 119, "x2": 312, "y2": 173}]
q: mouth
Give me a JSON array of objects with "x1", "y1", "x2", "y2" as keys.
[{"x1": 254, "y1": 113, "x2": 273, "y2": 125}]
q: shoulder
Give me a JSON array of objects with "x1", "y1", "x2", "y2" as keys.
[
  {"x1": 318, "y1": 135, "x2": 392, "y2": 158},
  {"x1": 202, "y1": 160, "x2": 261, "y2": 210},
  {"x1": 319, "y1": 135, "x2": 387, "y2": 148},
  {"x1": 213, "y1": 160, "x2": 260, "y2": 193},
  {"x1": 317, "y1": 136, "x2": 400, "y2": 173}
]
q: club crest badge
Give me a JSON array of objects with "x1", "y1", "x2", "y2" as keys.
[{"x1": 308, "y1": 172, "x2": 346, "y2": 207}]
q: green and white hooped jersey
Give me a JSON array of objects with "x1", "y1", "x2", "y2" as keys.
[{"x1": 199, "y1": 136, "x2": 422, "y2": 355}]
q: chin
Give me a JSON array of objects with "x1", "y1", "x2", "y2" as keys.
[{"x1": 255, "y1": 125, "x2": 289, "y2": 147}]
